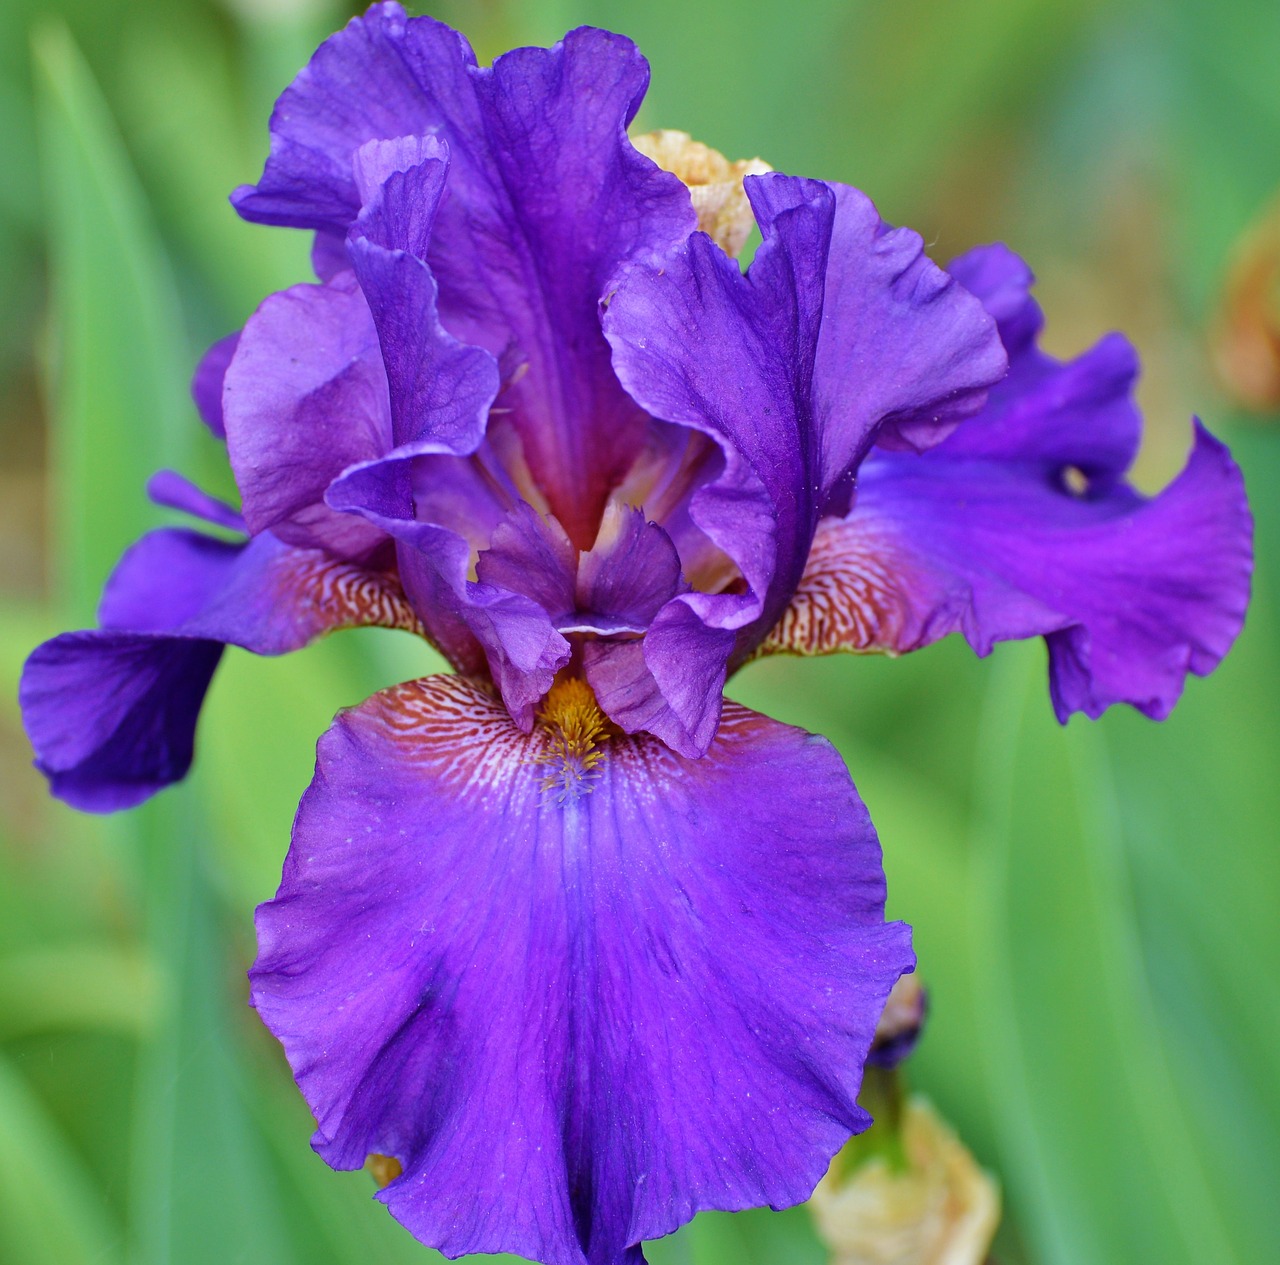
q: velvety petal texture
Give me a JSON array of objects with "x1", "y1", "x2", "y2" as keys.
[
  {"x1": 759, "y1": 245, "x2": 1253, "y2": 720},
  {"x1": 20, "y1": 528, "x2": 421, "y2": 810},
  {"x1": 252, "y1": 675, "x2": 913, "y2": 1265}
]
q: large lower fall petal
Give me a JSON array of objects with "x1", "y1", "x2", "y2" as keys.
[{"x1": 251, "y1": 675, "x2": 913, "y2": 1265}]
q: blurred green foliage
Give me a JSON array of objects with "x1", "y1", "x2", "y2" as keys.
[{"x1": 0, "y1": 1, "x2": 1277, "y2": 1263}]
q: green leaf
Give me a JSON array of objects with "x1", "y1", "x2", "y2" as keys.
[
  {"x1": 0, "y1": 1049, "x2": 124, "y2": 1265},
  {"x1": 128, "y1": 799, "x2": 300, "y2": 1265},
  {"x1": 33, "y1": 20, "x2": 191, "y2": 622},
  {"x1": 968, "y1": 643, "x2": 1243, "y2": 1265},
  {"x1": 199, "y1": 627, "x2": 448, "y2": 909},
  {"x1": 116, "y1": 14, "x2": 312, "y2": 327},
  {"x1": 0, "y1": 945, "x2": 158, "y2": 1041}
]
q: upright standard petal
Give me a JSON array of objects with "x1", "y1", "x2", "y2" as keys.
[
  {"x1": 346, "y1": 136, "x2": 499, "y2": 459},
  {"x1": 252, "y1": 675, "x2": 913, "y2": 1265},
  {"x1": 191, "y1": 330, "x2": 240, "y2": 439},
  {"x1": 603, "y1": 174, "x2": 1003, "y2": 750},
  {"x1": 759, "y1": 246, "x2": 1253, "y2": 721},
  {"x1": 20, "y1": 528, "x2": 422, "y2": 811},
  {"x1": 235, "y1": 4, "x2": 693, "y2": 546},
  {"x1": 223, "y1": 274, "x2": 392, "y2": 559}
]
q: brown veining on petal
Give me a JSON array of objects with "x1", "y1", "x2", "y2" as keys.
[
  {"x1": 271, "y1": 550, "x2": 426, "y2": 637},
  {"x1": 633, "y1": 129, "x2": 771, "y2": 258},
  {"x1": 753, "y1": 517, "x2": 916, "y2": 659}
]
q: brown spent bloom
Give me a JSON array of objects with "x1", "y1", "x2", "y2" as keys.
[
  {"x1": 632, "y1": 129, "x2": 771, "y2": 258},
  {"x1": 1213, "y1": 197, "x2": 1280, "y2": 413},
  {"x1": 810, "y1": 1097, "x2": 1000, "y2": 1265}
]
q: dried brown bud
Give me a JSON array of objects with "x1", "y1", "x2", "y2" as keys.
[
  {"x1": 1213, "y1": 198, "x2": 1280, "y2": 413},
  {"x1": 632, "y1": 129, "x2": 771, "y2": 257},
  {"x1": 869, "y1": 973, "x2": 927, "y2": 1068},
  {"x1": 810, "y1": 1097, "x2": 1000, "y2": 1265},
  {"x1": 367, "y1": 1152, "x2": 403, "y2": 1188}
]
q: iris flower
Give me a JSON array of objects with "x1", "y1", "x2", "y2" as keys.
[{"x1": 19, "y1": 6, "x2": 1251, "y2": 1264}]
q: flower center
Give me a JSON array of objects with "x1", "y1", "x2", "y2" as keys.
[{"x1": 535, "y1": 676, "x2": 614, "y2": 803}]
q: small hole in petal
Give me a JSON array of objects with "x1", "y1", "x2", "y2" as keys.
[{"x1": 1062, "y1": 465, "x2": 1089, "y2": 496}]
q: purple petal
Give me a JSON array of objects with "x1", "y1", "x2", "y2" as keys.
[
  {"x1": 311, "y1": 229, "x2": 349, "y2": 281},
  {"x1": 329, "y1": 470, "x2": 569, "y2": 725},
  {"x1": 146, "y1": 470, "x2": 245, "y2": 533},
  {"x1": 20, "y1": 529, "x2": 424, "y2": 811},
  {"x1": 604, "y1": 174, "x2": 1002, "y2": 749},
  {"x1": 429, "y1": 30, "x2": 691, "y2": 547},
  {"x1": 21, "y1": 632, "x2": 224, "y2": 813},
  {"x1": 223, "y1": 275, "x2": 391, "y2": 559},
  {"x1": 1041, "y1": 423, "x2": 1252, "y2": 719},
  {"x1": 760, "y1": 179, "x2": 1008, "y2": 463},
  {"x1": 612, "y1": 420, "x2": 733, "y2": 593},
  {"x1": 251, "y1": 675, "x2": 913, "y2": 1265},
  {"x1": 346, "y1": 139, "x2": 500, "y2": 455},
  {"x1": 763, "y1": 417, "x2": 1251, "y2": 721},
  {"x1": 584, "y1": 610, "x2": 735, "y2": 757},
  {"x1": 575, "y1": 503, "x2": 685, "y2": 631},
  {"x1": 475, "y1": 502, "x2": 578, "y2": 624},
  {"x1": 943, "y1": 241, "x2": 1043, "y2": 361},
  {"x1": 230, "y1": 3, "x2": 460, "y2": 232},
  {"x1": 191, "y1": 331, "x2": 240, "y2": 439},
  {"x1": 757, "y1": 243, "x2": 1251, "y2": 719},
  {"x1": 235, "y1": 6, "x2": 693, "y2": 549}
]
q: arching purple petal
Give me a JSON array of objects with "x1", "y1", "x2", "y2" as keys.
[
  {"x1": 223, "y1": 275, "x2": 391, "y2": 559},
  {"x1": 943, "y1": 241, "x2": 1042, "y2": 361},
  {"x1": 575, "y1": 503, "x2": 685, "y2": 630},
  {"x1": 311, "y1": 230, "x2": 349, "y2": 281},
  {"x1": 756, "y1": 242, "x2": 1251, "y2": 719},
  {"x1": 146, "y1": 470, "x2": 245, "y2": 533},
  {"x1": 20, "y1": 529, "x2": 424, "y2": 812},
  {"x1": 21, "y1": 632, "x2": 224, "y2": 813},
  {"x1": 191, "y1": 330, "x2": 240, "y2": 439},
  {"x1": 584, "y1": 611, "x2": 735, "y2": 757},
  {"x1": 429, "y1": 29, "x2": 691, "y2": 547},
  {"x1": 1042, "y1": 423, "x2": 1251, "y2": 718},
  {"x1": 774, "y1": 180, "x2": 1008, "y2": 463},
  {"x1": 231, "y1": 3, "x2": 463, "y2": 232},
  {"x1": 346, "y1": 139, "x2": 500, "y2": 456},
  {"x1": 251, "y1": 675, "x2": 912, "y2": 1265},
  {"x1": 603, "y1": 173, "x2": 1003, "y2": 751},
  {"x1": 234, "y1": 5, "x2": 694, "y2": 549},
  {"x1": 760, "y1": 418, "x2": 1251, "y2": 721},
  {"x1": 475, "y1": 502, "x2": 578, "y2": 623},
  {"x1": 329, "y1": 464, "x2": 568, "y2": 724}
]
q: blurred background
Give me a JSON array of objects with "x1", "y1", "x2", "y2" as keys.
[{"x1": 1, "y1": 0, "x2": 1277, "y2": 1262}]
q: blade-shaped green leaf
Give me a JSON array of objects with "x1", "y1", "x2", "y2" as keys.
[
  {"x1": 969, "y1": 643, "x2": 1244, "y2": 1265},
  {"x1": 0, "y1": 945, "x2": 158, "y2": 1041},
  {"x1": 33, "y1": 20, "x2": 190, "y2": 623},
  {"x1": 0, "y1": 1049, "x2": 124, "y2": 1265},
  {"x1": 128, "y1": 797, "x2": 300, "y2": 1265}
]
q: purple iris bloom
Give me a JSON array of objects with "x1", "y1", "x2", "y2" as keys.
[{"x1": 19, "y1": 5, "x2": 1251, "y2": 1264}]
